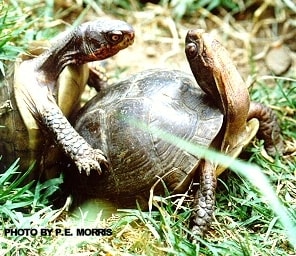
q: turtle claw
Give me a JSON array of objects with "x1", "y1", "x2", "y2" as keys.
[
  {"x1": 77, "y1": 159, "x2": 102, "y2": 176},
  {"x1": 92, "y1": 148, "x2": 109, "y2": 171},
  {"x1": 76, "y1": 149, "x2": 109, "y2": 176}
]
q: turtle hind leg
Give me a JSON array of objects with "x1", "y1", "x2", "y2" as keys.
[
  {"x1": 248, "y1": 102, "x2": 284, "y2": 156},
  {"x1": 191, "y1": 160, "x2": 217, "y2": 239},
  {"x1": 87, "y1": 62, "x2": 109, "y2": 92}
]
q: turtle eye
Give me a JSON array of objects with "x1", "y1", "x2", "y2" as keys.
[
  {"x1": 106, "y1": 31, "x2": 124, "y2": 44},
  {"x1": 185, "y1": 43, "x2": 198, "y2": 58}
]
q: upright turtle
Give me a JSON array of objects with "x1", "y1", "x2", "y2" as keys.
[
  {"x1": 185, "y1": 29, "x2": 283, "y2": 235},
  {"x1": 65, "y1": 29, "x2": 282, "y2": 237},
  {"x1": 0, "y1": 19, "x2": 134, "y2": 179}
]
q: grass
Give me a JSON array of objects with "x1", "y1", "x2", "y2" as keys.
[
  {"x1": 0, "y1": 1, "x2": 57, "y2": 76},
  {"x1": 1, "y1": 0, "x2": 296, "y2": 255},
  {"x1": 0, "y1": 159, "x2": 64, "y2": 255}
]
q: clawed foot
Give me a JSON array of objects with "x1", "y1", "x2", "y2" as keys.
[
  {"x1": 190, "y1": 201, "x2": 213, "y2": 243},
  {"x1": 75, "y1": 148, "x2": 109, "y2": 176},
  {"x1": 190, "y1": 160, "x2": 217, "y2": 242}
]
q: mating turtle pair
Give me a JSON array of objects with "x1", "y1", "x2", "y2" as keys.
[
  {"x1": 0, "y1": 19, "x2": 134, "y2": 179},
  {"x1": 0, "y1": 20, "x2": 282, "y2": 237},
  {"x1": 67, "y1": 30, "x2": 283, "y2": 236}
]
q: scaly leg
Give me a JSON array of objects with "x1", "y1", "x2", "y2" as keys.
[
  {"x1": 249, "y1": 102, "x2": 283, "y2": 156},
  {"x1": 191, "y1": 159, "x2": 217, "y2": 238}
]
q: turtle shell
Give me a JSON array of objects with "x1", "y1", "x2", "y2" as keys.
[
  {"x1": 0, "y1": 59, "x2": 88, "y2": 179},
  {"x1": 0, "y1": 64, "x2": 41, "y2": 173},
  {"x1": 67, "y1": 69, "x2": 223, "y2": 207}
]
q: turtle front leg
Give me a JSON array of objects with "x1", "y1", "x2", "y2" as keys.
[
  {"x1": 40, "y1": 104, "x2": 109, "y2": 175},
  {"x1": 248, "y1": 102, "x2": 284, "y2": 156},
  {"x1": 191, "y1": 160, "x2": 217, "y2": 238}
]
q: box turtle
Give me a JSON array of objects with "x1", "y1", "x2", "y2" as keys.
[
  {"x1": 65, "y1": 29, "x2": 283, "y2": 237},
  {"x1": 0, "y1": 19, "x2": 134, "y2": 179}
]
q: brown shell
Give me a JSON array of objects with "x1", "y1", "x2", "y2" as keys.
[
  {"x1": 0, "y1": 59, "x2": 88, "y2": 180},
  {"x1": 66, "y1": 69, "x2": 223, "y2": 207},
  {"x1": 0, "y1": 64, "x2": 41, "y2": 174}
]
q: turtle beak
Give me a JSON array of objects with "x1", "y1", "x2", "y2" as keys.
[
  {"x1": 127, "y1": 31, "x2": 135, "y2": 44},
  {"x1": 112, "y1": 30, "x2": 135, "y2": 51},
  {"x1": 123, "y1": 30, "x2": 135, "y2": 47},
  {"x1": 185, "y1": 29, "x2": 204, "y2": 44}
]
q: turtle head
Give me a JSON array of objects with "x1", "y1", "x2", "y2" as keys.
[
  {"x1": 73, "y1": 19, "x2": 135, "y2": 64},
  {"x1": 36, "y1": 19, "x2": 134, "y2": 80},
  {"x1": 185, "y1": 29, "x2": 252, "y2": 155},
  {"x1": 185, "y1": 29, "x2": 224, "y2": 111}
]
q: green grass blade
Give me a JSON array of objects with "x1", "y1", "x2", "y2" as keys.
[{"x1": 128, "y1": 118, "x2": 296, "y2": 248}]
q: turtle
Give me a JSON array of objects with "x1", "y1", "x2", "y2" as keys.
[
  {"x1": 64, "y1": 29, "x2": 283, "y2": 237},
  {"x1": 0, "y1": 19, "x2": 135, "y2": 180}
]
